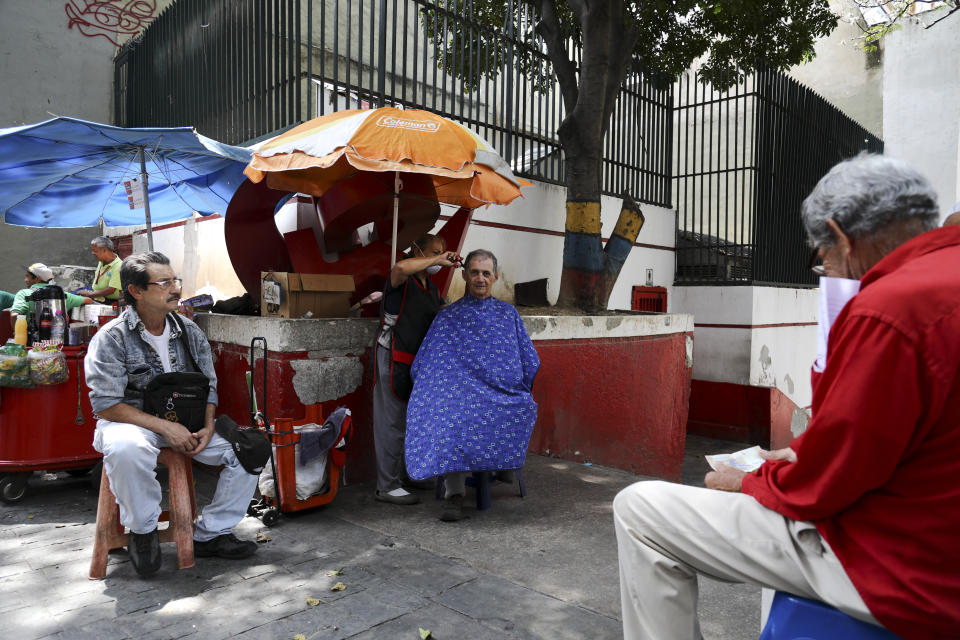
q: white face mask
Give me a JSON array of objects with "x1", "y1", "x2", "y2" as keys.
[{"x1": 425, "y1": 264, "x2": 442, "y2": 275}]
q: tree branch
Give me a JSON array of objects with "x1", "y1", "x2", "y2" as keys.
[
  {"x1": 599, "y1": 20, "x2": 639, "y2": 137},
  {"x1": 925, "y1": 5, "x2": 959, "y2": 28},
  {"x1": 535, "y1": 0, "x2": 579, "y2": 114}
]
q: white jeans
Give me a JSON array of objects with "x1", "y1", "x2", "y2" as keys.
[
  {"x1": 613, "y1": 481, "x2": 878, "y2": 640},
  {"x1": 93, "y1": 419, "x2": 259, "y2": 542}
]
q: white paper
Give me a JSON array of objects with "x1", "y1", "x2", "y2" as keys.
[
  {"x1": 814, "y1": 276, "x2": 861, "y2": 372},
  {"x1": 263, "y1": 280, "x2": 281, "y2": 305},
  {"x1": 123, "y1": 178, "x2": 145, "y2": 209},
  {"x1": 705, "y1": 445, "x2": 766, "y2": 473}
]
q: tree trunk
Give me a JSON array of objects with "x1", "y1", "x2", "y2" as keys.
[{"x1": 550, "y1": 0, "x2": 642, "y2": 313}]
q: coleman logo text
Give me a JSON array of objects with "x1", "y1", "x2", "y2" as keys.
[{"x1": 376, "y1": 116, "x2": 440, "y2": 132}]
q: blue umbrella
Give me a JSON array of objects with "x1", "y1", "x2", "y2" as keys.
[{"x1": 0, "y1": 117, "x2": 252, "y2": 249}]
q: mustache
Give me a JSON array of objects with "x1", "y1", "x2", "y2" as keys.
[{"x1": 167, "y1": 295, "x2": 180, "y2": 302}]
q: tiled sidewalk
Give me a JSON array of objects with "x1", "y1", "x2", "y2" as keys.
[{"x1": 0, "y1": 436, "x2": 759, "y2": 639}]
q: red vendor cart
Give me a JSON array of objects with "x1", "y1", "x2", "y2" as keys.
[{"x1": 0, "y1": 345, "x2": 101, "y2": 503}]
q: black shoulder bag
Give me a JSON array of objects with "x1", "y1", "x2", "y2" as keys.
[{"x1": 141, "y1": 313, "x2": 210, "y2": 432}]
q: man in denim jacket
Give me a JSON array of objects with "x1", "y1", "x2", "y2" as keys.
[{"x1": 84, "y1": 251, "x2": 258, "y2": 576}]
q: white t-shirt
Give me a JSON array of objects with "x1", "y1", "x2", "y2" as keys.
[{"x1": 141, "y1": 318, "x2": 172, "y2": 373}]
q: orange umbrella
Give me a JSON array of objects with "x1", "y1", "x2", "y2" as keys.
[{"x1": 244, "y1": 107, "x2": 529, "y2": 264}]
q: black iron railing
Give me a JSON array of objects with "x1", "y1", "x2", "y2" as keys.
[
  {"x1": 673, "y1": 67, "x2": 883, "y2": 286},
  {"x1": 114, "y1": 0, "x2": 673, "y2": 208}
]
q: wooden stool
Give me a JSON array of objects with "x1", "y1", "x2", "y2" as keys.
[{"x1": 89, "y1": 448, "x2": 198, "y2": 579}]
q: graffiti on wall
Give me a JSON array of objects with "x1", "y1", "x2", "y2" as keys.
[{"x1": 65, "y1": 1, "x2": 158, "y2": 48}]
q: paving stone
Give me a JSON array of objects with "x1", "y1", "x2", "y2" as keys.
[
  {"x1": 355, "y1": 543, "x2": 478, "y2": 597},
  {"x1": 349, "y1": 602, "x2": 510, "y2": 640},
  {"x1": 5, "y1": 604, "x2": 63, "y2": 640},
  {"x1": 436, "y1": 575, "x2": 623, "y2": 640}
]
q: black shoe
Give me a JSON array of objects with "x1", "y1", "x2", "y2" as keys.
[
  {"x1": 194, "y1": 533, "x2": 258, "y2": 559},
  {"x1": 439, "y1": 494, "x2": 465, "y2": 522},
  {"x1": 128, "y1": 529, "x2": 161, "y2": 576}
]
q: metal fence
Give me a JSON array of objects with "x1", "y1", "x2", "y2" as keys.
[
  {"x1": 673, "y1": 67, "x2": 883, "y2": 286},
  {"x1": 114, "y1": 0, "x2": 673, "y2": 208}
]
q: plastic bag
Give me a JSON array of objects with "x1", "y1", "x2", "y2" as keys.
[
  {"x1": 28, "y1": 343, "x2": 68, "y2": 386},
  {"x1": 258, "y1": 423, "x2": 329, "y2": 500},
  {"x1": 0, "y1": 342, "x2": 31, "y2": 388}
]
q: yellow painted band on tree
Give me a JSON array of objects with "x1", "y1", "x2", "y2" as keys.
[
  {"x1": 612, "y1": 204, "x2": 645, "y2": 243},
  {"x1": 564, "y1": 201, "x2": 602, "y2": 234}
]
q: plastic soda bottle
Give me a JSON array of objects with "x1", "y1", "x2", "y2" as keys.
[
  {"x1": 14, "y1": 315, "x2": 28, "y2": 346},
  {"x1": 51, "y1": 310, "x2": 67, "y2": 344}
]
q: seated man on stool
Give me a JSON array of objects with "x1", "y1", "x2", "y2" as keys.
[
  {"x1": 613, "y1": 155, "x2": 960, "y2": 639},
  {"x1": 84, "y1": 251, "x2": 259, "y2": 576},
  {"x1": 404, "y1": 249, "x2": 540, "y2": 522}
]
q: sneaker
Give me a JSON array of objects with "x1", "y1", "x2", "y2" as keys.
[
  {"x1": 128, "y1": 529, "x2": 161, "y2": 576},
  {"x1": 439, "y1": 494, "x2": 465, "y2": 522},
  {"x1": 375, "y1": 488, "x2": 420, "y2": 505},
  {"x1": 194, "y1": 533, "x2": 258, "y2": 559}
]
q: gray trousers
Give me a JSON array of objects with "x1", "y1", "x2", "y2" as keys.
[
  {"x1": 373, "y1": 342, "x2": 408, "y2": 493},
  {"x1": 613, "y1": 480, "x2": 877, "y2": 640}
]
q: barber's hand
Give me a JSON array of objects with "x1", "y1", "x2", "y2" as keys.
[
  {"x1": 188, "y1": 424, "x2": 214, "y2": 456},
  {"x1": 759, "y1": 447, "x2": 797, "y2": 463},
  {"x1": 435, "y1": 252, "x2": 462, "y2": 268},
  {"x1": 162, "y1": 421, "x2": 199, "y2": 454},
  {"x1": 705, "y1": 463, "x2": 746, "y2": 492}
]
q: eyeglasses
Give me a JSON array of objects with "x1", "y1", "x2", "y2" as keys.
[
  {"x1": 146, "y1": 278, "x2": 183, "y2": 290},
  {"x1": 807, "y1": 251, "x2": 825, "y2": 277}
]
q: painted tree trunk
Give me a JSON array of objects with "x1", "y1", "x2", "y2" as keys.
[{"x1": 556, "y1": 152, "x2": 645, "y2": 312}]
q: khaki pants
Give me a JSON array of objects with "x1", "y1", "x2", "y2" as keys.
[{"x1": 613, "y1": 481, "x2": 879, "y2": 640}]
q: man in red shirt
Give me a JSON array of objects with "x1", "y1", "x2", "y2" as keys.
[{"x1": 613, "y1": 154, "x2": 960, "y2": 639}]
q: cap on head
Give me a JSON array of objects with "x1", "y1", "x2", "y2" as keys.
[{"x1": 23, "y1": 263, "x2": 53, "y2": 282}]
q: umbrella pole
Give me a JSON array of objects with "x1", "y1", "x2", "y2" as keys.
[
  {"x1": 390, "y1": 172, "x2": 401, "y2": 268},
  {"x1": 139, "y1": 146, "x2": 154, "y2": 252}
]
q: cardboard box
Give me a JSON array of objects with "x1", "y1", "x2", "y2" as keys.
[{"x1": 260, "y1": 272, "x2": 355, "y2": 318}]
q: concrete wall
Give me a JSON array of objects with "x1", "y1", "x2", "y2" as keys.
[
  {"x1": 671, "y1": 285, "x2": 819, "y2": 410},
  {"x1": 0, "y1": 0, "x2": 168, "y2": 297},
  {"x1": 883, "y1": 11, "x2": 960, "y2": 217}
]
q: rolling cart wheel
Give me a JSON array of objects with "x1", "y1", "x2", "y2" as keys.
[
  {"x1": 261, "y1": 508, "x2": 280, "y2": 527},
  {"x1": 0, "y1": 473, "x2": 30, "y2": 504},
  {"x1": 247, "y1": 498, "x2": 262, "y2": 518}
]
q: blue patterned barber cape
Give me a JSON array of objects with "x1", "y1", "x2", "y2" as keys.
[{"x1": 405, "y1": 294, "x2": 540, "y2": 480}]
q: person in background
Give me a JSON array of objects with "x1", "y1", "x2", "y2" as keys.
[
  {"x1": 373, "y1": 233, "x2": 462, "y2": 506},
  {"x1": 613, "y1": 154, "x2": 960, "y2": 639},
  {"x1": 0, "y1": 290, "x2": 14, "y2": 311},
  {"x1": 77, "y1": 236, "x2": 122, "y2": 303},
  {"x1": 9, "y1": 263, "x2": 91, "y2": 327}
]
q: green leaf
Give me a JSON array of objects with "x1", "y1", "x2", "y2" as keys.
[{"x1": 419, "y1": 629, "x2": 434, "y2": 640}]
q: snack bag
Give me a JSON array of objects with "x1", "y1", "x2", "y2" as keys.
[
  {"x1": 28, "y1": 343, "x2": 69, "y2": 386},
  {"x1": 0, "y1": 342, "x2": 31, "y2": 388}
]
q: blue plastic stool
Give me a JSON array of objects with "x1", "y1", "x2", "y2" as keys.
[
  {"x1": 434, "y1": 469, "x2": 526, "y2": 510},
  {"x1": 759, "y1": 592, "x2": 902, "y2": 640}
]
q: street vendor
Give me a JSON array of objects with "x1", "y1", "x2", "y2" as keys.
[
  {"x1": 84, "y1": 251, "x2": 260, "y2": 576},
  {"x1": 373, "y1": 233, "x2": 462, "y2": 506},
  {"x1": 405, "y1": 249, "x2": 540, "y2": 522},
  {"x1": 8, "y1": 263, "x2": 92, "y2": 326},
  {"x1": 76, "y1": 236, "x2": 123, "y2": 302}
]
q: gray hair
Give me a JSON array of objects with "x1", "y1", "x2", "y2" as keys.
[
  {"x1": 121, "y1": 251, "x2": 170, "y2": 307},
  {"x1": 91, "y1": 236, "x2": 116, "y2": 252},
  {"x1": 463, "y1": 249, "x2": 499, "y2": 274},
  {"x1": 801, "y1": 154, "x2": 939, "y2": 248}
]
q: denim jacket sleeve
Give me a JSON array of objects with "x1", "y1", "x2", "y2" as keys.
[{"x1": 83, "y1": 321, "x2": 132, "y2": 414}]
